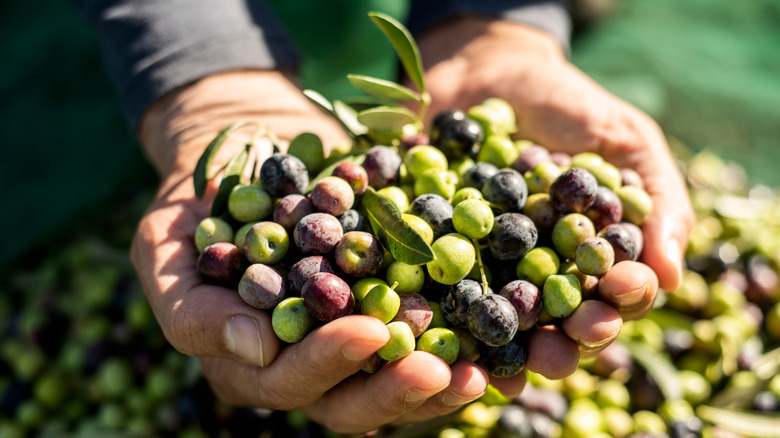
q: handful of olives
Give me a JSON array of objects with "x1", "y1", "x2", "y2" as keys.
[
  {"x1": 193, "y1": 97, "x2": 653, "y2": 378},
  {"x1": 192, "y1": 12, "x2": 653, "y2": 380}
]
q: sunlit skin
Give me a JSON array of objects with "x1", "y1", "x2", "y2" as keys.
[{"x1": 131, "y1": 16, "x2": 692, "y2": 436}]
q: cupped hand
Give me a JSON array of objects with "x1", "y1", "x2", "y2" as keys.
[
  {"x1": 415, "y1": 17, "x2": 694, "y2": 381},
  {"x1": 130, "y1": 71, "x2": 490, "y2": 434}
]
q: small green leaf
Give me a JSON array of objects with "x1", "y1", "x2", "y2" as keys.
[
  {"x1": 347, "y1": 74, "x2": 421, "y2": 102},
  {"x1": 210, "y1": 145, "x2": 250, "y2": 217},
  {"x1": 363, "y1": 188, "x2": 434, "y2": 266},
  {"x1": 708, "y1": 343, "x2": 780, "y2": 409},
  {"x1": 753, "y1": 345, "x2": 780, "y2": 380},
  {"x1": 302, "y1": 89, "x2": 334, "y2": 113},
  {"x1": 368, "y1": 12, "x2": 426, "y2": 94},
  {"x1": 194, "y1": 120, "x2": 257, "y2": 199},
  {"x1": 303, "y1": 90, "x2": 367, "y2": 138},
  {"x1": 357, "y1": 106, "x2": 417, "y2": 131},
  {"x1": 333, "y1": 100, "x2": 368, "y2": 136},
  {"x1": 645, "y1": 309, "x2": 695, "y2": 331},
  {"x1": 623, "y1": 340, "x2": 682, "y2": 401},
  {"x1": 342, "y1": 96, "x2": 398, "y2": 112},
  {"x1": 306, "y1": 154, "x2": 365, "y2": 193},
  {"x1": 697, "y1": 405, "x2": 780, "y2": 437}
]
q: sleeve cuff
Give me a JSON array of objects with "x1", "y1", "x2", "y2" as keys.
[
  {"x1": 78, "y1": 0, "x2": 300, "y2": 128},
  {"x1": 407, "y1": 0, "x2": 571, "y2": 53}
]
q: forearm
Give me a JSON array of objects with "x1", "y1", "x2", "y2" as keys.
[
  {"x1": 415, "y1": 16, "x2": 576, "y2": 133},
  {"x1": 75, "y1": 0, "x2": 300, "y2": 129},
  {"x1": 408, "y1": 0, "x2": 572, "y2": 53},
  {"x1": 138, "y1": 70, "x2": 300, "y2": 178}
]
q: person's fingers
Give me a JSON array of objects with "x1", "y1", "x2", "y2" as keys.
[
  {"x1": 488, "y1": 371, "x2": 528, "y2": 399},
  {"x1": 525, "y1": 326, "x2": 579, "y2": 380},
  {"x1": 131, "y1": 179, "x2": 288, "y2": 366},
  {"x1": 200, "y1": 315, "x2": 390, "y2": 411},
  {"x1": 598, "y1": 261, "x2": 659, "y2": 321},
  {"x1": 613, "y1": 106, "x2": 693, "y2": 291},
  {"x1": 393, "y1": 359, "x2": 490, "y2": 424},
  {"x1": 561, "y1": 300, "x2": 622, "y2": 357},
  {"x1": 302, "y1": 351, "x2": 452, "y2": 434}
]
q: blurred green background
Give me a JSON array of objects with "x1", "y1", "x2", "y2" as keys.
[{"x1": 1, "y1": 0, "x2": 779, "y2": 435}]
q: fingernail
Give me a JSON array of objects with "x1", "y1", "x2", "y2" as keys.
[
  {"x1": 442, "y1": 391, "x2": 484, "y2": 407},
  {"x1": 666, "y1": 239, "x2": 683, "y2": 283},
  {"x1": 224, "y1": 315, "x2": 263, "y2": 367},
  {"x1": 613, "y1": 284, "x2": 647, "y2": 307},
  {"x1": 579, "y1": 333, "x2": 619, "y2": 352},
  {"x1": 405, "y1": 386, "x2": 444, "y2": 404},
  {"x1": 342, "y1": 339, "x2": 383, "y2": 361}
]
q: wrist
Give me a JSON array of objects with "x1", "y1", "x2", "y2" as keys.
[
  {"x1": 417, "y1": 17, "x2": 567, "y2": 114},
  {"x1": 419, "y1": 16, "x2": 564, "y2": 64},
  {"x1": 138, "y1": 70, "x2": 308, "y2": 181}
]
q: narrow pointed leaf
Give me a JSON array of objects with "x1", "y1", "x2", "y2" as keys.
[
  {"x1": 368, "y1": 12, "x2": 426, "y2": 94},
  {"x1": 347, "y1": 74, "x2": 421, "y2": 101},
  {"x1": 709, "y1": 344, "x2": 780, "y2": 409},
  {"x1": 210, "y1": 145, "x2": 250, "y2": 217},
  {"x1": 363, "y1": 188, "x2": 434, "y2": 265},
  {"x1": 645, "y1": 309, "x2": 694, "y2": 331},
  {"x1": 753, "y1": 346, "x2": 780, "y2": 380},
  {"x1": 303, "y1": 89, "x2": 334, "y2": 112},
  {"x1": 333, "y1": 100, "x2": 368, "y2": 136},
  {"x1": 697, "y1": 406, "x2": 780, "y2": 437},
  {"x1": 303, "y1": 89, "x2": 367, "y2": 138},
  {"x1": 194, "y1": 119, "x2": 257, "y2": 198},
  {"x1": 623, "y1": 340, "x2": 682, "y2": 401},
  {"x1": 306, "y1": 154, "x2": 365, "y2": 193},
  {"x1": 342, "y1": 96, "x2": 398, "y2": 112},
  {"x1": 357, "y1": 106, "x2": 417, "y2": 131}
]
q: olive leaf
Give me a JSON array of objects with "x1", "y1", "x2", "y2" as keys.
[
  {"x1": 342, "y1": 96, "x2": 398, "y2": 112},
  {"x1": 194, "y1": 119, "x2": 257, "y2": 199},
  {"x1": 303, "y1": 89, "x2": 368, "y2": 138},
  {"x1": 210, "y1": 145, "x2": 250, "y2": 217},
  {"x1": 368, "y1": 11, "x2": 426, "y2": 94},
  {"x1": 306, "y1": 154, "x2": 365, "y2": 193},
  {"x1": 696, "y1": 405, "x2": 780, "y2": 437},
  {"x1": 708, "y1": 343, "x2": 780, "y2": 410},
  {"x1": 645, "y1": 308, "x2": 694, "y2": 331},
  {"x1": 333, "y1": 100, "x2": 368, "y2": 136},
  {"x1": 357, "y1": 106, "x2": 417, "y2": 131},
  {"x1": 363, "y1": 187, "x2": 434, "y2": 266},
  {"x1": 623, "y1": 340, "x2": 682, "y2": 401},
  {"x1": 347, "y1": 74, "x2": 421, "y2": 102},
  {"x1": 302, "y1": 89, "x2": 334, "y2": 112}
]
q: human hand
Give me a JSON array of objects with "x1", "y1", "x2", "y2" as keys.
[
  {"x1": 415, "y1": 17, "x2": 693, "y2": 376},
  {"x1": 130, "y1": 70, "x2": 497, "y2": 434}
]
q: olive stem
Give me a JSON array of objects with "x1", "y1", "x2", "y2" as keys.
[
  {"x1": 486, "y1": 202, "x2": 505, "y2": 212},
  {"x1": 247, "y1": 121, "x2": 266, "y2": 148},
  {"x1": 417, "y1": 92, "x2": 431, "y2": 124},
  {"x1": 720, "y1": 337, "x2": 737, "y2": 376},
  {"x1": 390, "y1": 281, "x2": 400, "y2": 291},
  {"x1": 472, "y1": 238, "x2": 488, "y2": 295}
]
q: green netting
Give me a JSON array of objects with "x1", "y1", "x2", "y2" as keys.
[
  {"x1": 266, "y1": 0, "x2": 409, "y2": 101},
  {"x1": 0, "y1": 0, "x2": 154, "y2": 265},
  {"x1": 572, "y1": 0, "x2": 780, "y2": 186}
]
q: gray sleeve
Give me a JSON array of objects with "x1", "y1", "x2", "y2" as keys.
[
  {"x1": 407, "y1": 0, "x2": 571, "y2": 52},
  {"x1": 76, "y1": 0, "x2": 300, "y2": 128}
]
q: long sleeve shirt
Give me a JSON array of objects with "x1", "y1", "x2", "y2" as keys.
[{"x1": 76, "y1": 0, "x2": 571, "y2": 127}]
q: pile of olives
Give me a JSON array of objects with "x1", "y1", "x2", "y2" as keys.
[
  {"x1": 416, "y1": 150, "x2": 780, "y2": 438},
  {"x1": 193, "y1": 96, "x2": 653, "y2": 378}
]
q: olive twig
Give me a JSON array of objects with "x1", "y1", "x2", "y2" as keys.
[
  {"x1": 417, "y1": 91, "x2": 431, "y2": 125},
  {"x1": 473, "y1": 238, "x2": 488, "y2": 295}
]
